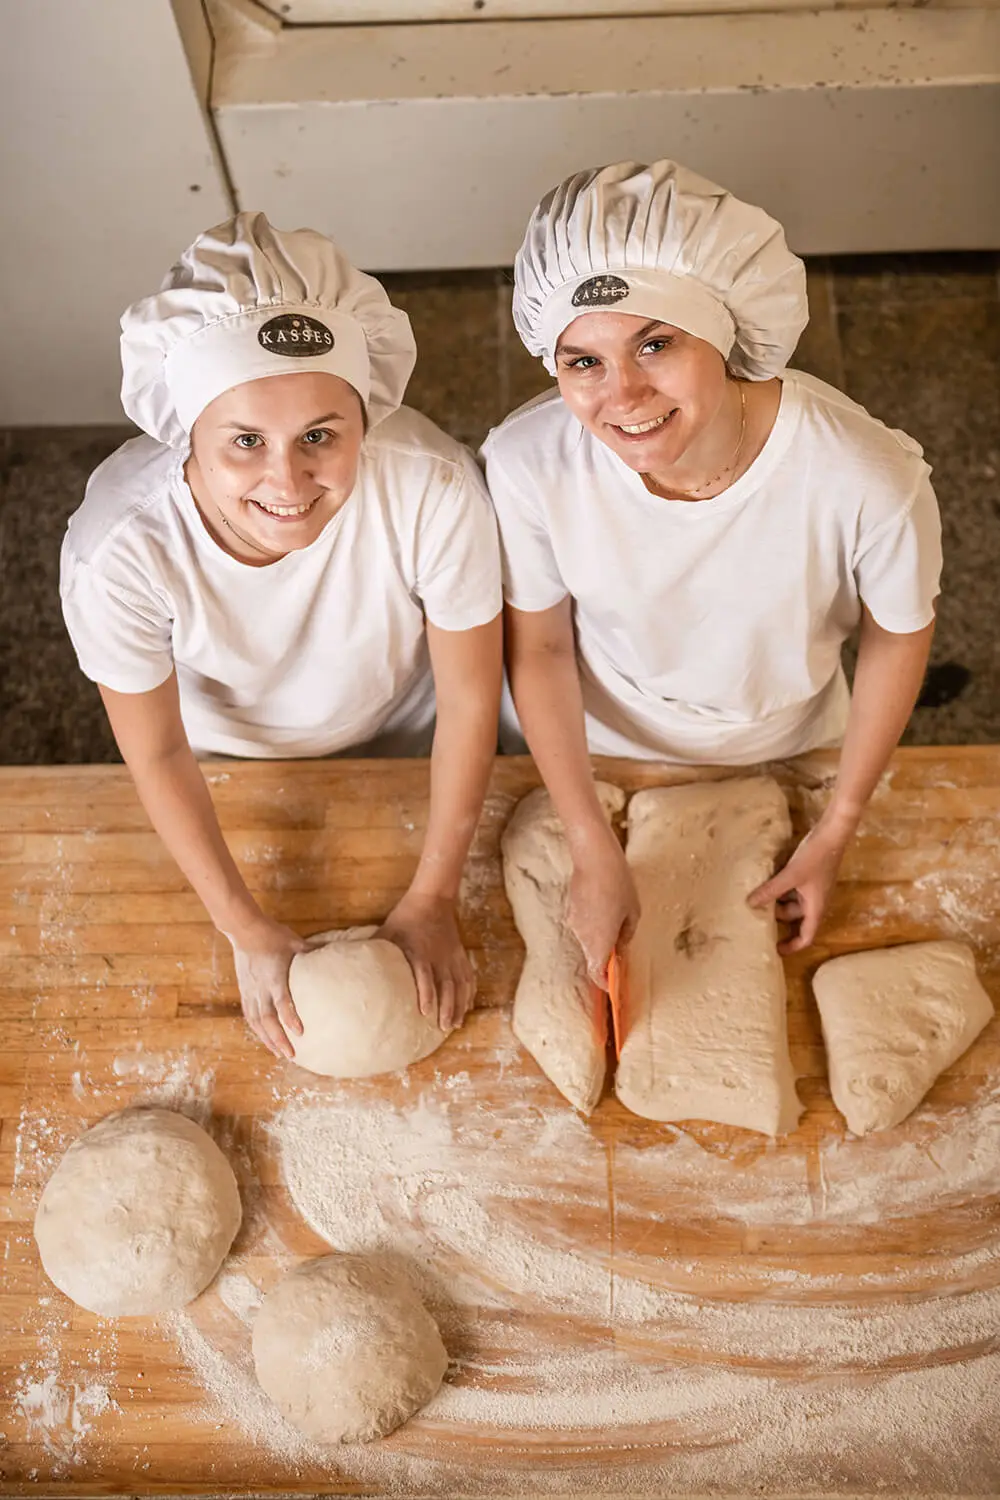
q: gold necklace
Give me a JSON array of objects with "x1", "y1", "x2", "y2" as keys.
[{"x1": 644, "y1": 382, "x2": 747, "y2": 501}]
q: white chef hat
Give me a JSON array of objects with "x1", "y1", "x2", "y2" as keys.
[
  {"x1": 513, "y1": 160, "x2": 808, "y2": 379},
  {"x1": 120, "y1": 211, "x2": 416, "y2": 448}
]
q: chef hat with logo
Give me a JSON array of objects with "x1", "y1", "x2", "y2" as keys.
[
  {"x1": 513, "y1": 160, "x2": 808, "y2": 379},
  {"x1": 120, "y1": 211, "x2": 416, "y2": 448}
]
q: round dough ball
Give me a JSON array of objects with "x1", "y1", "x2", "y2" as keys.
[
  {"x1": 288, "y1": 932, "x2": 446, "y2": 1078},
  {"x1": 34, "y1": 1107, "x2": 241, "y2": 1317},
  {"x1": 252, "y1": 1254, "x2": 448, "y2": 1442}
]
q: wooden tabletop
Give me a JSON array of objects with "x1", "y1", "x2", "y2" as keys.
[{"x1": 1, "y1": 749, "x2": 999, "y2": 1494}]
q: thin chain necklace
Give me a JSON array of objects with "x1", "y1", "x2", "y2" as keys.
[
  {"x1": 218, "y1": 509, "x2": 277, "y2": 559},
  {"x1": 183, "y1": 455, "x2": 281, "y2": 562},
  {"x1": 643, "y1": 381, "x2": 747, "y2": 502}
]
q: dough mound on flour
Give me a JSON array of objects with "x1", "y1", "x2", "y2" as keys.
[
  {"x1": 502, "y1": 782, "x2": 626, "y2": 1113},
  {"x1": 616, "y1": 778, "x2": 802, "y2": 1136},
  {"x1": 813, "y1": 939, "x2": 994, "y2": 1135},
  {"x1": 252, "y1": 1253, "x2": 448, "y2": 1443},
  {"x1": 288, "y1": 928, "x2": 447, "y2": 1079},
  {"x1": 34, "y1": 1107, "x2": 241, "y2": 1317}
]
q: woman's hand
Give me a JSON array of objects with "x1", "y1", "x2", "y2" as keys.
[
  {"x1": 567, "y1": 823, "x2": 641, "y2": 990},
  {"x1": 225, "y1": 915, "x2": 309, "y2": 1060},
  {"x1": 748, "y1": 812, "x2": 856, "y2": 955},
  {"x1": 377, "y1": 892, "x2": 475, "y2": 1032}
]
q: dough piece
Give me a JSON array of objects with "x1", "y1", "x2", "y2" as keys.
[
  {"x1": 34, "y1": 1107, "x2": 241, "y2": 1316},
  {"x1": 502, "y1": 782, "x2": 626, "y2": 1113},
  {"x1": 289, "y1": 928, "x2": 447, "y2": 1078},
  {"x1": 252, "y1": 1253, "x2": 448, "y2": 1443},
  {"x1": 616, "y1": 778, "x2": 802, "y2": 1136},
  {"x1": 813, "y1": 939, "x2": 994, "y2": 1135}
]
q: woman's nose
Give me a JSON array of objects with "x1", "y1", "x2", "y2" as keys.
[
  {"x1": 606, "y1": 360, "x2": 651, "y2": 411},
  {"x1": 259, "y1": 446, "x2": 313, "y2": 499}
]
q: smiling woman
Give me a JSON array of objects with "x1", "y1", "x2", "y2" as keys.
[
  {"x1": 484, "y1": 159, "x2": 942, "y2": 989},
  {"x1": 185, "y1": 372, "x2": 366, "y2": 562},
  {"x1": 59, "y1": 212, "x2": 503, "y2": 1059}
]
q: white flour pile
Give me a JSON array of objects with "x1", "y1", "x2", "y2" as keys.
[
  {"x1": 159, "y1": 1052, "x2": 1000, "y2": 1492},
  {"x1": 273, "y1": 1089, "x2": 1000, "y2": 1366}
]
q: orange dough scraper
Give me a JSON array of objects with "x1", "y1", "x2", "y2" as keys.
[{"x1": 607, "y1": 948, "x2": 624, "y2": 1059}]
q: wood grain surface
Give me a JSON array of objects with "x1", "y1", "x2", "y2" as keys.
[{"x1": 1, "y1": 750, "x2": 998, "y2": 1494}]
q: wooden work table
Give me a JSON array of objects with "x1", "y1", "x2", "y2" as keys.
[{"x1": 1, "y1": 750, "x2": 998, "y2": 1494}]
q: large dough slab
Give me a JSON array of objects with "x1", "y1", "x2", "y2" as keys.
[
  {"x1": 501, "y1": 782, "x2": 626, "y2": 1114},
  {"x1": 813, "y1": 939, "x2": 994, "y2": 1135},
  {"x1": 617, "y1": 777, "x2": 802, "y2": 1136}
]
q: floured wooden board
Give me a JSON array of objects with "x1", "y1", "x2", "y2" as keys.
[{"x1": 1, "y1": 749, "x2": 999, "y2": 1494}]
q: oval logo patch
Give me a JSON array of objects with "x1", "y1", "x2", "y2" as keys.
[
  {"x1": 570, "y1": 274, "x2": 630, "y2": 309},
  {"x1": 258, "y1": 314, "x2": 335, "y2": 357}
]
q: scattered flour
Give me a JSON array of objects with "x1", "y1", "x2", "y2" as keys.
[
  {"x1": 14, "y1": 1375, "x2": 114, "y2": 1465},
  {"x1": 109, "y1": 1047, "x2": 216, "y2": 1123},
  {"x1": 149, "y1": 1055, "x2": 1000, "y2": 1490},
  {"x1": 853, "y1": 865, "x2": 999, "y2": 947},
  {"x1": 166, "y1": 1310, "x2": 319, "y2": 1468},
  {"x1": 820, "y1": 1082, "x2": 1000, "y2": 1223},
  {"x1": 270, "y1": 1088, "x2": 1000, "y2": 1371}
]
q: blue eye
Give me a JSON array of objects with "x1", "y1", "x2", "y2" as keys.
[{"x1": 641, "y1": 337, "x2": 674, "y2": 355}]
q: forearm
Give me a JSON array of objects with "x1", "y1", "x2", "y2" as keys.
[
  {"x1": 826, "y1": 612, "x2": 935, "y2": 831},
  {"x1": 508, "y1": 643, "x2": 611, "y2": 856},
  {"x1": 126, "y1": 743, "x2": 263, "y2": 939},
  {"x1": 410, "y1": 692, "x2": 500, "y2": 902}
]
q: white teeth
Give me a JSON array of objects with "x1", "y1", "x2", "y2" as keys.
[
  {"x1": 254, "y1": 499, "x2": 315, "y2": 516},
  {"x1": 618, "y1": 414, "x2": 669, "y2": 434}
]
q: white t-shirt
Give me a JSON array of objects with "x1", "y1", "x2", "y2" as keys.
[
  {"x1": 483, "y1": 371, "x2": 942, "y2": 764},
  {"x1": 61, "y1": 406, "x2": 502, "y2": 758}
]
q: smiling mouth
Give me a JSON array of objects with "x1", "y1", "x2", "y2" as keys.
[
  {"x1": 248, "y1": 496, "x2": 321, "y2": 519},
  {"x1": 611, "y1": 411, "x2": 677, "y2": 438}
]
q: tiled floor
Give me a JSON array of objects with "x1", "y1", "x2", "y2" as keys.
[{"x1": 1, "y1": 253, "x2": 998, "y2": 765}]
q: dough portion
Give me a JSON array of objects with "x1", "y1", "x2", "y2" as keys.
[
  {"x1": 289, "y1": 928, "x2": 447, "y2": 1078},
  {"x1": 813, "y1": 939, "x2": 994, "y2": 1135},
  {"x1": 502, "y1": 782, "x2": 626, "y2": 1113},
  {"x1": 252, "y1": 1253, "x2": 448, "y2": 1443},
  {"x1": 34, "y1": 1107, "x2": 241, "y2": 1316},
  {"x1": 616, "y1": 778, "x2": 802, "y2": 1136}
]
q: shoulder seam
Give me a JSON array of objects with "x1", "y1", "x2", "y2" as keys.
[{"x1": 64, "y1": 553, "x2": 165, "y2": 615}]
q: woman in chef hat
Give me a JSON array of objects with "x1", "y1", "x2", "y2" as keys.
[
  {"x1": 485, "y1": 160, "x2": 941, "y2": 983},
  {"x1": 61, "y1": 212, "x2": 503, "y2": 1058}
]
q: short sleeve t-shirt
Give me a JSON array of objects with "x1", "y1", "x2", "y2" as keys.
[
  {"x1": 483, "y1": 371, "x2": 942, "y2": 763},
  {"x1": 61, "y1": 406, "x2": 502, "y2": 758}
]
